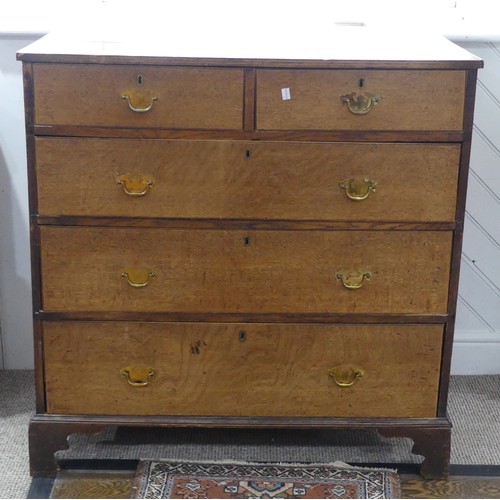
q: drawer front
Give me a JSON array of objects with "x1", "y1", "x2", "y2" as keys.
[
  {"x1": 43, "y1": 321, "x2": 443, "y2": 418},
  {"x1": 256, "y1": 69, "x2": 465, "y2": 131},
  {"x1": 40, "y1": 227, "x2": 452, "y2": 314},
  {"x1": 36, "y1": 138, "x2": 460, "y2": 222},
  {"x1": 33, "y1": 64, "x2": 244, "y2": 129}
]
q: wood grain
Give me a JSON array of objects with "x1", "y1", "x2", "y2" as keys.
[
  {"x1": 29, "y1": 413, "x2": 453, "y2": 429},
  {"x1": 243, "y1": 68, "x2": 256, "y2": 131},
  {"x1": 33, "y1": 64, "x2": 244, "y2": 129},
  {"x1": 43, "y1": 321, "x2": 443, "y2": 417},
  {"x1": 50, "y1": 471, "x2": 134, "y2": 500},
  {"x1": 438, "y1": 68, "x2": 480, "y2": 417},
  {"x1": 36, "y1": 311, "x2": 449, "y2": 324},
  {"x1": 35, "y1": 138, "x2": 460, "y2": 222},
  {"x1": 39, "y1": 227, "x2": 453, "y2": 314},
  {"x1": 36, "y1": 216, "x2": 457, "y2": 232},
  {"x1": 30, "y1": 125, "x2": 466, "y2": 142},
  {"x1": 401, "y1": 474, "x2": 500, "y2": 499},
  {"x1": 257, "y1": 69, "x2": 466, "y2": 131},
  {"x1": 19, "y1": 54, "x2": 485, "y2": 70}
]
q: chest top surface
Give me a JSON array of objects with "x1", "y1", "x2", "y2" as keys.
[{"x1": 17, "y1": 24, "x2": 483, "y2": 69}]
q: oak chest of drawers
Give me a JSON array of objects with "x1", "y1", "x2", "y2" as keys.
[{"x1": 18, "y1": 29, "x2": 482, "y2": 478}]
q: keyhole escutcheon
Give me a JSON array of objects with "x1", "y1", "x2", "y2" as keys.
[{"x1": 244, "y1": 236, "x2": 251, "y2": 247}]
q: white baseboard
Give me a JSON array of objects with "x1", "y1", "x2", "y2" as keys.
[{"x1": 451, "y1": 334, "x2": 500, "y2": 374}]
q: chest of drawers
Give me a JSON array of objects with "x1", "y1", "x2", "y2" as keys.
[{"x1": 18, "y1": 29, "x2": 482, "y2": 479}]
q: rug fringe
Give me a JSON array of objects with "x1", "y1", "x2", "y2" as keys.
[{"x1": 137, "y1": 457, "x2": 400, "y2": 473}]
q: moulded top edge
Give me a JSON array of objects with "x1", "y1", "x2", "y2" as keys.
[{"x1": 16, "y1": 28, "x2": 484, "y2": 69}]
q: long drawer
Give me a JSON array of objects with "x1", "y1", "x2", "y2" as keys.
[
  {"x1": 43, "y1": 321, "x2": 443, "y2": 417},
  {"x1": 32, "y1": 64, "x2": 244, "y2": 129},
  {"x1": 40, "y1": 227, "x2": 452, "y2": 314},
  {"x1": 36, "y1": 138, "x2": 460, "y2": 222},
  {"x1": 256, "y1": 69, "x2": 466, "y2": 131}
]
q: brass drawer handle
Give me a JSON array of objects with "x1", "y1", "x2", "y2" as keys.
[
  {"x1": 120, "y1": 366, "x2": 155, "y2": 387},
  {"x1": 117, "y1": 174, "x2": 154, "y2": 196},
  {"x1": 339, "y1": 178, "x2": 377, "y2": 201},
  {"x1": 336, "y1": 270, "x2": 372, "y2": 289},
  {"x1": 122, "y1": 94, "x2": 158, "y2": 113},
  {"x1": 121, "y1": 268, "x2": 156, "y2": 288},
  {"x1": 328, "y1": 365, "x2": 364, "y2": 388},
  {"x1": 341, "y1": 92, "x2": 380, "y2": 115}
]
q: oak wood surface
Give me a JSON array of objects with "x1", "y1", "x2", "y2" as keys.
[
  {"x1": 35, "y1": 311, "x2": 449, "y2": 324},
  {"x1": 19, "y1": 54, "x2": 485, "y2": 70},
  {"x1": 22, "y1": 64, "x2": 46, "y2": 413},
  {"x1": 35, "y1": 138, "x2": 460, "y2": 222},
  {"x1": 30, "y1": 126, "x2": 466, "y2": 143},
  {"x1": 243, "y1": 68, "x2": 256, "y2": 131},
  {"x1": 26, "y1": 414, "x2": 452, "y2": 477},
  {"x1": 29, "y1": 419, "x2": 106, "y2": 477},
  {"x1": 256, "y1": 69, "x2": 466, "y2": 131},
  {"x1": 437, "y1": 69, "x2": 480, "y2": 417},
  {"x1": 35, "y1": 216, "x2": 458, "y2": 232},
  {"x1": 380, "y1": 427, "x2": 451, "y2": 479},
  {"x1": 32, "y1": 64, "x2": 244, "y2": 129},
  {"x1": 43, "y1": 321, "x2": 443, "y2": 418},
  {"x1": 29, "y1": 413, "x2": 452, "y2": 429},
  {"x1": 50, "y1": 470, "x2": 134, "y2": 500},
  {"x1": 39, "y1": 227, "x2": 453, "y2": 314}
]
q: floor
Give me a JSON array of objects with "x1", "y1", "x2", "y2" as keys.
[
  {"x1": 30, "y1": 464, "x2": 500, "y2": 499},
  {"x1": 400, "y1": 474, "x2": 500, "y2": 499}
]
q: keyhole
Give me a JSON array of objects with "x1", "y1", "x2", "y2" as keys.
[
  {"x1": 136, "y1": 74, "x2": 144, "y2": 86},
  {"x1": 359, "y1": 78, "x2": 365, "y2": 88},
  {"x1": 244, "y1": 236, "x2": 251, "y2": 247},
  {"x1": 245, "y1": 149, "x2": 251, "y2": 159},
  {"x1": 239, "y1": 330, "x2": 247, "y2": 342}
]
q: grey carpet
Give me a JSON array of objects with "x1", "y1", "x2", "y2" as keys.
[
  {"x1": 0, "y1": 370, "x2": 36, "y2": 499},
  {"x1": 0, "y1": 370, "x2": 499, "y2": 498}
]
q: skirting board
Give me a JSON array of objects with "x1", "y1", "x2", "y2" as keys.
[{"x1": 451, "y1": 337, "x2": 500, "y2": 374}]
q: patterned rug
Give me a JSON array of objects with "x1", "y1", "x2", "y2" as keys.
[{"x1": 132, "y1": 460, "x2": 401, "y2": 499}]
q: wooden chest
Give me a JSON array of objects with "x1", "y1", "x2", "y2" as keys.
[{"x1": 18, "y1": 28, "x2": 482, "y2": 478}]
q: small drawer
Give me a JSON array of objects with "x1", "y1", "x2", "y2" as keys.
[
  {"x1": 32, "y1": 63, "x2": 244, "y2": 129},
  {"x1": 43, "y1": 321, "x2": 443, "y2": 417},
  {"x1": 256, "y1": 69, "x2": 466, "y2": 131},
  {"x1": 36, "y1": 138, "x2": 460, "y2": 222},
  {"x1": 40, "y1": 227, "x2": 452, "y2": 314}
]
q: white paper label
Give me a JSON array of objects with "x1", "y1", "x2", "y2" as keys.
[{"x1": 281, "y1": 87, "x2": 291, "y2": 100}]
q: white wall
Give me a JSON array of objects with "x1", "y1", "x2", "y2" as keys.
[
  {"x1": 0, "y1": 34, "x2": 39, "y2": 369},
  {"x1": 452, "y1": 42, "x2": 500, "y2": 374},
  {"x1": 0, "y1": 0, "x2": 102, "y2": 369},
  {"x1": 0, "y1": 2, "x2": 499, "y2": 372}
]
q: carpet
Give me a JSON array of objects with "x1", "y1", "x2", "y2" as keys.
[{"x1": 132, "y1": 460, "x2": 401, "y2": 499}]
